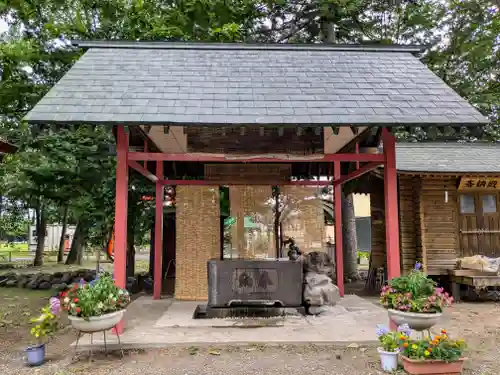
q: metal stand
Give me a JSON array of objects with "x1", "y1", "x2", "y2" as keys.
[{"x1": 72, "y1": 325, "x2": 124, "y2": 362}]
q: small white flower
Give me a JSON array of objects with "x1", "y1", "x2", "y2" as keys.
[{"x1": 64, "y1": 297, "x2": 70, "y2": 304}]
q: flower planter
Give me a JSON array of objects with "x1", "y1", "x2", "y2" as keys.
[
  {"x1": 24, "y1": 344, "x2": 45, "y2": 367},
  {"x1": 377, "y1": 347, "x2": 399, "y2": 372},
  {"x1": 400, "y1": 355, "x2": 466, "y2": 375},
  {"x1": 68, "y1": 310, "x2": 125, "y2": 332},
  {"x1": 388, "y1": 309, "x2": 442, "y2": 331}
]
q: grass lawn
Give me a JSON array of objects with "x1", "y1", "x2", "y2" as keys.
[
  {"x1": 0, "y1": 243, "x2": 29, "y2": 252},
  {"x1": 0, "y1": 288, "x2": 73, "y2": 362}
]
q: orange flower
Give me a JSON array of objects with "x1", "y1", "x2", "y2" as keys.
[
  {"x1": 403, "y1": 342, "x2": 409, "y2": 348},
  {"x1": 441, "y1": 329, "x2": 447, "y2": 334},
  {"x1": 400, "y1": 336, "x2": 406, "y2": 341}
]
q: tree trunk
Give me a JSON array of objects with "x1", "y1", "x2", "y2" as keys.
[
  {"x1": 126, "y1": 212, "x2": 136, "y2": 277},
  {"x1": 273, "y1": 189, "x2": 280, "y2": 257},
  {"x1": 65, "y1": 222, "x2": 85, "y2": 265},
  {"x1": 33, "y1": 205, "x2": 47, "y2": 267},
  {"x1": 127, "y1": 238, "x2": 135, "y2": 277},
  {"x1": 341, "y1": 193, "x2": 358, "y2": 279},
  {"x1": 57, "y1": 206, "x2": 69, "y2": 263}
]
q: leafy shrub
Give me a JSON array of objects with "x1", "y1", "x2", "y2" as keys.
[
  {"x1": 401, "y1": 329, "x2": 466, "y2": 362},
  {"x1": 60, "y1": 273, "x2": 130, "y2": 319},
  {"x1": 380, "y1": 263, "x2": 453, "y2": 313}
]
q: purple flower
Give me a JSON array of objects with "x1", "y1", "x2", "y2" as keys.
[
  {"x1": 49, "y1": 297, "x2": 61, "y2": 315},
  {"x1": 414, "y1": 262, "x2": 422, "y2": 270},
  {"x1": 376, "y1": 324, "x2": 389, "y2": 337},
  {"x1": 397, "y1": 324, "x2": 412, "y2": 337}
]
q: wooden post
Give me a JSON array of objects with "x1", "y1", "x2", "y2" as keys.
[
  {"x1": 153, "y1": 161, "x2": 164, "y2": 299},
  {"x1": 334, "y1": 160, "x2": 344, "y2": 296},
  {"x1": 113, "y1": 125, "x2": 128, "y2": 335},
  {"x1": 382, "y1": 128, "x2": 401, "y2": 280}
]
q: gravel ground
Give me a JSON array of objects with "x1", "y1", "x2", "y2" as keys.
[
  {"x1": 1, "y1": 290, "x2": 500, "y2": 375},
  {"x1": 2, "y1": 343, "x2": 499, "y2": 375}
]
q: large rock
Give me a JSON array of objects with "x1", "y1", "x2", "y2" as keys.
[
  {"x1": 5, "y1": 279, "x2": 17, "y2": 287},
  {"x1": 302, "y1": 251, "x2": 335, "y2": 279},
  {"x1": 38, "y1": 281, "x2": 52, "y2": 290},
  {"x1": 61, "y1": 272, "x2": 74, "y2": 284},
  {"x1": 303, "y1": 271, "x2": 340, "y2": 307}
]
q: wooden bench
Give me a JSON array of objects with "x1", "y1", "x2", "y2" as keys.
[{"x1": 448, "y1": 269, "x2": 500, "y2": 301}]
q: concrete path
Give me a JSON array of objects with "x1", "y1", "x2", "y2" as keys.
[{"x1": 72, "y1": 295, "x2": 388, "y2": 350}]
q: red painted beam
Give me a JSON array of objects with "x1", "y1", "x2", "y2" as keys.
[
  {"x1": 333, "y1": 162, "x2": 381, "y2": 187},
  {"x1": 128, "y1": 152, "x2": 384, "y2": 163},
  {"x1": 355, "y1": 142, "x2": 360, "y2": 170},
  {"x1": 382, "y1": 128, "x2": 401, "y2": 280},
  {"x1": 158, "y1": 179, "x2": 333, "y2": 186},
  {"x1": 128, "y1": 160, "x2": 158, "y2": 182},
  {"x1": 334, "y1": 161, "x2": 344, "y2": 297},
  {"x1": 153, "y1": 162, "x2": 164, "y2": 300},
  {"x1": 113, "y1": 126, "x2": 129, "y2": 335}
]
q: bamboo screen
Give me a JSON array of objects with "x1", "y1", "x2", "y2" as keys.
[
  {"x1": 228, "y1": 186, "x2": 274, "y2": 259},
  {"x1": 175, "y1": 186, "x2": 220, "y2": 300},
  {"x1": 280, "y1": 186, "x2": 326, "y2": 254}
]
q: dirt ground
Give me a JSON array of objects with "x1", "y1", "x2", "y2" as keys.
[{"x1": 1, "y1": 291, "x2": 499, "y2": 375}]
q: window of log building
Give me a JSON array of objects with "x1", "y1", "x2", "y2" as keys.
[
  {"x1": 482, "y1": 195, "x2": 497, "y2": 214},
  {"x1": 460, "y1": 194, "x2": 475, "y2": 214}
]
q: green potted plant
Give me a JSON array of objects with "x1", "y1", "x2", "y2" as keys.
[
  {"x1": 376, "y1": 324, "x2": 411, "y2": 372},
  {"x1": 25, "y1": 298, "x2": 60, "y2": 366},
  {"x1": 60, "y1": 273, "x2": 130, "y2": 332},
  {"x1": 400, "y1": 328, "x2": 467, "y2": 374},
  {"x1": 380, "y1": 262, "x2": 453, "y2": 331}
]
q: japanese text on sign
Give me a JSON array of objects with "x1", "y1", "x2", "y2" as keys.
[{"x1": 458, "y1": 177, "x2": 500, "y2": 190}]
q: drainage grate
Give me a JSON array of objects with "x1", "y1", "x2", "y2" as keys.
[{"x1": 193, "y1": 304, "x2": 306, "y2": 319}]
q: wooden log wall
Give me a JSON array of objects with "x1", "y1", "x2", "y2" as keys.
[
  {"x1": 371, "y1": 175, "x2": 460, "y2": 276},
  {"x1": 398, "y1": 175, "x2": 419, "y2": 274},
  {"x1": 419, "y1": 177, "x2": 459, "y2": 274}
]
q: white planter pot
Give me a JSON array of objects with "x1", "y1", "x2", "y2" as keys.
[
  {"x1": 388, "y1": 309, "x2": 442, "y2": 331},
  {"x1": 68, "y1": 310, "x2": 125, "y2": 332},
  {"x1": 377, "y1": 347, "x2": 399, "y2": 372}
]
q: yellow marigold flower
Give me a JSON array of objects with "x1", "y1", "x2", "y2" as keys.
[
  {"x1": 411, "y1": 344, "x2": 418, "y2": 350},
  {"x1": 424, "y1": 350, "x2": 430, "y2": 356}
]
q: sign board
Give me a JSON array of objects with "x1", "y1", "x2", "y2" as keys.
[
  {"x1": 458, "y1": 177, "x2": 500, "y2": 191},
  {"x1": 204, "y1": 164, "x2": 291, "y2": 184}
]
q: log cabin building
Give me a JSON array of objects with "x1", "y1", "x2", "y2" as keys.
[{"x1": 370, "y1": 142, "x2": 500, "y2": 278}]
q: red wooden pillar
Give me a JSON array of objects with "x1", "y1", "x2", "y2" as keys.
[
  {"x1": 382, "y1": 128, "x2": 401, "y2": 280},
  {"x1": 334, "y1": 160, "x2": 344, "y2": 297},
  {"x1": 153, "y1": 161, "x2": 164, "y2": 299},
  {"x1": 113, "y1": 125, "x2": 128, "y2": 335}
]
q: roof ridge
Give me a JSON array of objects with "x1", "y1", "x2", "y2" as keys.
[
  {"x1": 71, "y1": 40, "x2": 426, "y2": 54},
  {"x1": 397, "y1": 142, "x2": 500, "y2": 148}
]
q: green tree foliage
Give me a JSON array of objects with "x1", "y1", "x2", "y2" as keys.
[{"x1": 0, "y1": 0, "x2": 497, "y2": 268}]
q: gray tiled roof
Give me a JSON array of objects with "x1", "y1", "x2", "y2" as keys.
[
  {"x1": 24, "y1": 43, "x2": 489, "y2": 126},
  {"x1": 396, "y1": 143, "x2": 500, "y2": 173}
]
